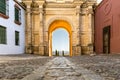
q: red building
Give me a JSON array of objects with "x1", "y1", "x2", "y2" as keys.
[{"x1": 95, "y1": 0, "x2": 120, "y2": 54}]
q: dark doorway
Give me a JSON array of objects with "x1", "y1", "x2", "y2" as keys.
[{"x1": 103, "y1": 26, "x2": 111, "y2": 54}]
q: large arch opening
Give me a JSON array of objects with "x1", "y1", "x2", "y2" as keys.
[
  {"x1": 52, "y1": 28, "x2": 69, "y2": 56},
  {"x1": 48, "y1": 20, "x2": 72, "y2": 56}
]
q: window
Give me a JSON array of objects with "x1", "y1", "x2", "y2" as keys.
[
  {"x1": 0, "y1": 26, "x2": 6, "y2": 44},
  {"x1": 14, "y1": 5, "x2": 21, "y2": 25},
  {"x1": 15, "y1": 8, "x2": 19, "y2": 21},
  {"x1": 0, "y1": 0, "x2": 6, "y2": 14},
  {"x1": 15, "y1": 31, "x2": 19, "y2": 45},
  {"x1": 0, "y1": 0, "x2": 9, "y2": 18}
]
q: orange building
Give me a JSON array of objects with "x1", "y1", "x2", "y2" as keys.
[{"x1": 95, "y1": 0, "x2": 120, "y2": 54}]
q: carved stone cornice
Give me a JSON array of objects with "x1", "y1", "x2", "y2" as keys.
[
  {"x1": 35, "y1": 0, "x2": 45, "y2": 6},
  {"x1": 31, "y1": 1, "x2": 39, "y2": 8},
  {"x1": 22, "y1": 0, "x2": 32, "y2": 6},
  {"x1": 26, "y1": 8, "x2": 32, "y2": 14},
  {"x1": 74, "y1": 0, "x2": 83, "y2": 5},
  {"x1": 46, "y1": 0, "x2": 74, "y2": 3},
  {"x1": 81, "y1": 2, "x2": 88, "y2": 8},
  {"x1": 88, "y1": 8, "x2": 94, "y2": 14},
  {"x1": 45, "y1": 3, "x2": 76, "y2": 8},
  {"x1": 76, "y1": 5, "x2": 81, "y2": 14}
]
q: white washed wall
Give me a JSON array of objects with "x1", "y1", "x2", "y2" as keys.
[{"x1": 0, "y1": 0, "x2": 25, "y2": 55}]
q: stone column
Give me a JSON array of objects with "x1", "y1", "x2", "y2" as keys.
[
  {"x1": 87, "y1": 5, "x2": 94, "y2": 54},
  {"x1": 80, "y1": 3, "x2": 89, "y2": 54},
  {"x1": 30, "y1": 1, "x2": 40, "y2": 55},
  {"x1": 24, "y1": 2, "x2": 32, "y2": 54},
  {"x1": 39, "y1": 6, "x2": 44, "y2": 55},
  {"x1": 73, "y1": 5, "x2": 81, "y2": 56},
  {"x1": 80, "y1": 3, "x2": 94, "y2": 54},
  {"x1": 73, "y1": 1, "x2": 82, "y2": 56},
  {"x1": 36, "y1": 1, "x2": 45, "y2": 55},
  {"x1": 31, "y1": 1, "x2": 45, "y2": 55}
]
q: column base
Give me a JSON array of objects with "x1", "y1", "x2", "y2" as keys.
[
  {"x1": 42, "y1": 46, "x2": 49, "y2": 56},
  {"x1": 25, "y1": 45, "x2": 33, "y2": 54},
  {"x1": 72, "y1": 46, "x2": 81, "y2": 56},
  {"x1": 81, "y1": 46, "x2": 93, "y2": 55},
  {"x1": 25, "y1": 45, "x2": 49, "y2": 56}
]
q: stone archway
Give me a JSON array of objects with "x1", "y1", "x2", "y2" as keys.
[
  {"x1": 23, "y1": 0, "x2": 96, "y2": 56},
  {"x1": 48, "y1": 20, "x2": 72, "y2": 56}
]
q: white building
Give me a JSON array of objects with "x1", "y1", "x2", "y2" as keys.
[{"x1": 0, "y1": 0, "x2": 25, "y2": 55}]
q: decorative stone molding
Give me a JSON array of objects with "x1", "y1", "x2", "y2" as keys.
[{"x1": 22, "y1": 0, "x2": 96, "y2": 56}]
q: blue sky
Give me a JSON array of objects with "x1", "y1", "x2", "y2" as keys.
[{"x1": 52, "y1": 28, "x2": 69, "y2": 52}]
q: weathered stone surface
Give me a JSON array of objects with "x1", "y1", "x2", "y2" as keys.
[
  {"x1": 23, "y1": 57, "x2": 104, "y2": 80},
  {"x1": 0, "y1": 54, "x2": 119, "y2": 80},
  {"x1": 0, "y1": 54, "x2": 52, "y2": 80},
  {"x1": 22, "y1": 0, "x2": 96, "y2": 56},
  {"x1": 67, "y1": 54, "x2": 120, "y2": 80}
]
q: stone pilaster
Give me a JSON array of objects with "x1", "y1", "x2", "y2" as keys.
[
  {"x1": 80, "y1": 2, "x2": 95, "y2": 54},
  {"x1": 38, "y1": 6, "x2": 45, "y2": 56},
  {"x1": 23, "y1": 1, "x2": 32, "y2": 54},
  {"x1": 80, "y1": 2, "x2": 90, "y2": 54},
  {"x1": 73, "y1": 5, "x2": 82, "y2": 56},
  {"x1": 36, "y1": 1, "x2": 45, "y2": 55},
  {"x1": 31, "y1": 1, "x2": 40, "y2": 54},
  {"x1": 30, "y1": 1, "x2": 45, "y2": 55},
  {"x1": 87, "y1": 4, "x2": 94, "y2": 54}
]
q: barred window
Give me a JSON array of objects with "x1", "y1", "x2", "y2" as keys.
[
  {"x1": 0, "y1": 26, "x2": 6, "y2": 44},
  {"x1": 15, "y1": 31, "x2": 19, "y2": 45}
]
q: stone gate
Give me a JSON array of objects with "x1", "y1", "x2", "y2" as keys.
[{"x1": 22, "y1": 0, "x2": 96, "y2": 56}]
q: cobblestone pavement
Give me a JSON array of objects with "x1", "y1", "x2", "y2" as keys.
[
  {"x1": 0, "y1": 54, "x2": 120, "y2": 80},
  {"x1": 22, "y1": 57, "x2": 104, "y2": 80},
  {"x1": 67, "y1": 54, "x2": 120, "y2": 80},
  {"x1": 0, "y1": 54, "x2": 53, "y2": 80}
]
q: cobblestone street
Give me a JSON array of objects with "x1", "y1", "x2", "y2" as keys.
[{"x1": 0, "y1": 54, "x2": 120, "y2": 80}]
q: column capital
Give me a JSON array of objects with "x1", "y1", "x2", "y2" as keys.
[
  {"x1": 87, "y1": 1, "x2": 96, "y2": 6},
  {"x1": 80, "y1": 8, "x2": 88, "y2": 15},
  {"x1": 22, "y1": 0, "x2": 32, "y2": 7},
  {"x1": 74, "y1": 0, "x2": 83, "y2": 5},
  {"x1": 76, "y1": 5, "x2": 81, "y2": 14},
  {"x1": 35, "y1": 1, "x2": 45, "y2": 14},
  {"x1": 35, "y1": 0, "x2": 45, "y2": 6},
  {"x1": 88, "y1": 8, "x2": 94, "y2": 14}
]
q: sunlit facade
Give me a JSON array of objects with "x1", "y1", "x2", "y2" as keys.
[
  {"x1": 23, "y1": 0, "x2": 96, "y2": 56},
  {"x1": 0, "y1": 0, "x2": 25, "y2": 55}
]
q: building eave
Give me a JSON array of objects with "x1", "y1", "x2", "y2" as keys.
[{"x1": 14, "y1": 0, "x2": 26, "y2": 10}]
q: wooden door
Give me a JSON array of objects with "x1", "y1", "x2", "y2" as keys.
[{"x1": 103, "y1": 26, "x2": 110, "y2": 54}]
